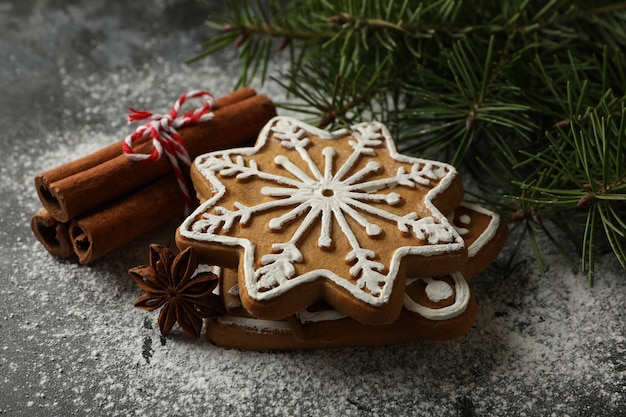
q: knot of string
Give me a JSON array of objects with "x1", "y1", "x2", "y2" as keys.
[{"x1": 122, "y1": 90, "x2": 215, "y2": 214}]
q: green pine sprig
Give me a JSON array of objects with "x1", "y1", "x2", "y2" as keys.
[{"x1": 191, "y1": 0, "x2": 626, "y2": 283}]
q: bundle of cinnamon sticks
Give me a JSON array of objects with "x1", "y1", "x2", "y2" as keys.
[{"x1": 31, "y1": 88, "x2": 276, "y2": 264}]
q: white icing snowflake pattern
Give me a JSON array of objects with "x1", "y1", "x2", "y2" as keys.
[{"x1": 180, "y1": 117, "x2": 464, "y2": 307}]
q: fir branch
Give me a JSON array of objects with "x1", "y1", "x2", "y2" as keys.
[
  {"x1": 192, "y1": 0, "x2": 626, "y2": 282},
  {"x1": 511, "y1": 102, "x2": 626, "y2": 283}
]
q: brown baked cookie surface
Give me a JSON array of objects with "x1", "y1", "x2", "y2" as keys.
[
  {"x1": 177, "y1": 117, "x2": 467, "y2": 325},
  {"x1": 202, "y1": 201, "x2": 506, "y2": 350},
  {"x1": 447, "y1": 201, "x2": 508, "y2": 280}
]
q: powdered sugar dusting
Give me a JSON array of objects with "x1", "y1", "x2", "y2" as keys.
[{"x1": 0, "y1": 1, "x2": 624, "y2": 415}]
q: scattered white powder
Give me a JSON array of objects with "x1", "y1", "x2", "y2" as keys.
[{"x1": 1, "y1": 1, "x2": 624, "y2": 416}]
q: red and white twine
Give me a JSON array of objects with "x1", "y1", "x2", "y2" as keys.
[{"x1": 122, "y1": 90, "x2": 215, "y2": 214}]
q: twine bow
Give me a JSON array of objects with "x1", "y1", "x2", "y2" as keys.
[{"x1": 122, "y1": 90, "x2": 215, "y2": 214}]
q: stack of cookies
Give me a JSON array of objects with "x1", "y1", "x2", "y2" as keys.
[{"x1": 175, "y1": 116, "x2": 507, "y2": 349}]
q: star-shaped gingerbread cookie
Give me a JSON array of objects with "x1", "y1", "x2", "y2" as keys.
[{"x1": 176, "y1": 117, "x2": 467, "y2": 325}]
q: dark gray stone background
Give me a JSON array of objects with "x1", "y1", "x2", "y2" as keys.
[{"x1": 0, "y1": 1, "x2": 624, "y2": 416}]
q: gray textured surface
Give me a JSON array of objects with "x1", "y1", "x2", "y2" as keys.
[{"x1": 0, "y1": 1, "x2": 624, "y2": 416}]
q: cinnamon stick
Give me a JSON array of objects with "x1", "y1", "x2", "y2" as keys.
[
  {"x1": 30, "y1": 208, "x2": 74, "y2": 258},
  {"x1": 37, "y1": 93, "x2": 275, "y2": 222},
  {"x1": 35, "y1": 87, "x2": 256, "y2": 190},
  {"x1": 69, "y1": 176, "x2": 185, "y2": 264}
]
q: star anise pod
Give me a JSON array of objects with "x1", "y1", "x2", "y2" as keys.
[{"x1": 129, "y1": 244, "x2": 224, "y2": 338}]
